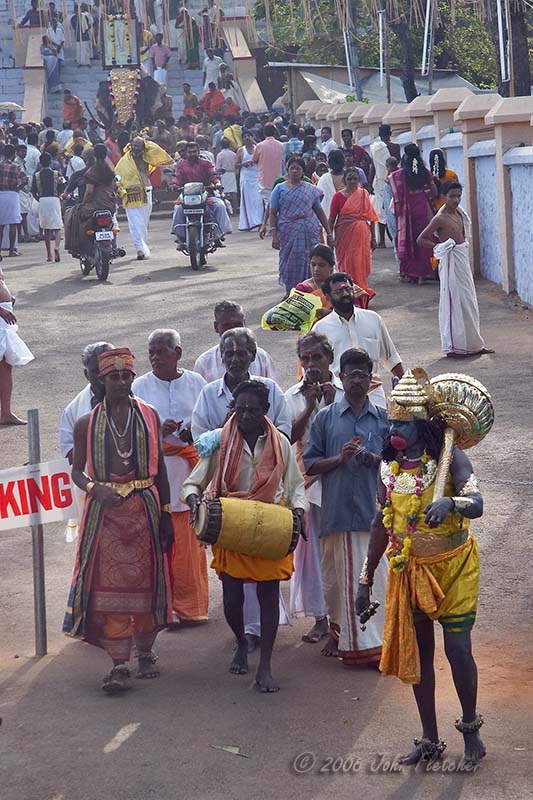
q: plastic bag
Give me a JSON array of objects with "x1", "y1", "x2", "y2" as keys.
[{"x1": 261, "y1": 289, "x2": 322, "y2": 333}]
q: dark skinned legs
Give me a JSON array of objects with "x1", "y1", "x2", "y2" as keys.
[
  {"x1": 401, "y1": 615, "x2": 439, "y2": 764},
  {"x1": 403, "y1": 618, "x2": 485, "y2": 765},
  {"x1": 444, "y1": 630, "x2": 485, "y2": 764},
  {"x1": 221, "y1": 572, "x2": 248, "y2": 675},
  {"x1": 378, "y1": 222, "x2": 387, "y2": 247},
  {"x1": 256, "y1": 580, "x2": 280, "y2": 692}
]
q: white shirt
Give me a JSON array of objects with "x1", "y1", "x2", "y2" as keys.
[
  {"x1": 319, "y1": 138, "x2": 339, "y2": 156},
  {"x1": 313, "y1": 308, "x2": 402, "y2": 406},
  {"x1": 194, "y1": 343, "x2": 278, "y2": 384},
  {"x1": 285, "y1": 375, "x2": 344, "y2": 506},
  {"x1": 57, "y1": 129, "x2": 73, "y2": 149},
  {"x1": 25, "y1": 144, "x2": 41, "y2": 178},
  {"x1": 191, "y1": 375, "x2": 292, "y2": 441},
  {"x1": 59, "y1": 384, "x2": 93, "y2": 457},
  {"x1": 181, "y1": 430, "x2": 307, "y2": 512},
  {"x1": 203, "y1": 55, "x2": 223, "y2": 86},
  {"x1": 132, "y1": 370, "x2": 206, "y2": 511},
  {"x1": 66, "y1": 154, "x2": 85, "y2": 179}
]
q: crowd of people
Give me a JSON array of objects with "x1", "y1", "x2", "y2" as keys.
[
  {"x1": 51, "y1": 276, "x2": 488, "y2": 766},
  {"x1": 0, "y1": 60, "x2": 496, "y2": 768}
]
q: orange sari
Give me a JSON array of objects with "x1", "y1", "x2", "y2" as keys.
[{"x1": 334, "y1": 188, "x2": 379, "y2": 305}]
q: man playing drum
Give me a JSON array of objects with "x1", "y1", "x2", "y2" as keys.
[{"x1": 183, "y1": 380, "x2": 307, "y2": 693}]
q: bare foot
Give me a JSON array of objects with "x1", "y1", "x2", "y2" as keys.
[
  {"x1": 0, "y1": 413, "x2": 27, "y2": 425},
  {"x1": 136, "y1": 652, "x2": 160, "y2": 679},
  {"x1": 302, "y1": 618, "x2": 329, "y2": 643},
  {"x1": 478, "y1": 348, "x2": 495, "y2": 355},
  {"x1": 102, "y1": 665, "x2": 132, "y2": 694},
  {"x1": 461, "y1": 731, "x2": 486, "y2": 767},
  {"x1": 255, "y1": 666, "x2": 279, "y2": 693},
  {"x1": 400, "y1": 738, "x2": 446, "y2": 765},
  {"x1": 229, "y1": 641, "x2": 248, "y2": 675},
  {"x1": 321, "y1": 634, "x2": 338, "y2": 657},
  {"x1": 245, "y1": 633, "x2": 260, "y2": 653}
]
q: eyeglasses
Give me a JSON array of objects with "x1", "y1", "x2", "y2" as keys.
[{"x1": 340, "y1": 368, "x2": 371, "y2": 379}]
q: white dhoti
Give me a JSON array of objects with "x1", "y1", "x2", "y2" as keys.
[
  {"x1": 370, "y1": 140, "x2": 389, "y2": 225},
  {"x1": 220, "y1": 171, "x2": 237, "y2": 195},
  {"x1": 154, "y1": 67, "x2": 167, "y2": 85},
  {"x1": 243, "y1": 583, "x2": 290, "y2": 637},
  {"x1": 76, "y1": 40, "x2": 91, "y2": 66},
  {"x1": 290, "y1": 503, "x2": 327, "y2": 618},
  {"x1": 125, "y1": 187, "x2": 152, "y2": 257},
  {"x1": 320, "y1": 531, "x2": 388, "y2": 665},
  {"x1": 38, "y1": 197, "x2": 63, "y2": 230},
  {"x1": 0, "y1": 302, "x2": 34, "y2": 366},
  {"x1": 0, "y1": 190, "x2": 22, "y2": 225},
  {"x1": 175, "y1": 27, "x2": 186, "y2": 62},
  {"x1": 435, "y1": 226, "x2": 486, "y2": 355},
  {"x1": 19, "y1": 191, "x2": 31, "y2": 215}
]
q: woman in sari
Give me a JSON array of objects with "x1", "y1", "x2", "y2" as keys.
[
  {"x1": 329, "y1": 168, "x2": 378, "y2": 306},
  {"x1": 64, "y1": 144, "x2": 117, "y2": 257},
  {"x1": 236, "y1": 131, "x2": 263, "y2": 231},
  {"x1": 41, "y1": 36, "x2": 61, "y2": 94},
  {"x1": 389, "y1": 143, "x2": 438, "y2": 283},
  {"x1": 270, "y1": 156, "x2": 333, "y2": 295},
  {"x1": 429, "y1": 148, "x2": 458, "y2": 210},
  {"x1": 295, "y1": 244, "x2": 335, "y2": 319}
]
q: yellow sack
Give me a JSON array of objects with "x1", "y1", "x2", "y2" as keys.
[{"x1": 261, "y1": 289, "x2": 322, "y2": 333}]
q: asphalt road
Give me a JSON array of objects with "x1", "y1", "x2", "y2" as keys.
[{"x1": 0, "y1": 219, "x2": 532, "y2": 800}]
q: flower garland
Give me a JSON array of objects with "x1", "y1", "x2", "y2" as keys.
[{"x1": 382, "y1": 454, "x2": 431, "y2": 573}]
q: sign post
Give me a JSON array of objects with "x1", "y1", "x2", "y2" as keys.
[{"x1": 28, "y1": 409, "x2": 47, "y2": 657}]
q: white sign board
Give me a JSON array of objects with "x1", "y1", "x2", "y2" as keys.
[{"x1": 0, "y1": 459, "x2": 77, "y2": 532}]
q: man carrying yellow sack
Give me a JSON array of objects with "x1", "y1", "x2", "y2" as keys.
[
  {"x1": 356, "y1": 369, "x2": 489, "y2": 769},
  {"x1": 115, "y1": 136, "x2": 173, "y2": 260}
]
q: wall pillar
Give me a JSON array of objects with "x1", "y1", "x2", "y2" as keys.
[{"x1": 454, "y1": 94, "x2": 501, "y2": 274}]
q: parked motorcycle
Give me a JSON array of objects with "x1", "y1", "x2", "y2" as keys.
[
  {"x1": 172, "y1": 182, "x2": 219, "y2": 271},
  {"x1": 80, "y1": 210, "x2": 125, "y2": 281}
]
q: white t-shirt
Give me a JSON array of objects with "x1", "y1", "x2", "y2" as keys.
[
  {"x1": 203, "y1": 55, "x2": 223, "y2": 86},
  {"x1": 319, "y1": 138, "x2": 339, "y2": 156}
]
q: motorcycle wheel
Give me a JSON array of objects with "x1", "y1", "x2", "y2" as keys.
[
  {"x1": 80, "y1": 257, "x2": 92, "y2": 276},
  {"x1": 188, "y1": 227, "x2": 206, "y2": 270},
  {"x1": 95, "y1": 243, "x2": 110, "y2": 281}
]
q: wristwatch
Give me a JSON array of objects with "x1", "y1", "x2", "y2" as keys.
[
  {"x1": 86, "y1": 481, "x2": 95, "y2": 495},
  {"x1": 161, "y1": 503, "x2": 172, "y2": 514}
]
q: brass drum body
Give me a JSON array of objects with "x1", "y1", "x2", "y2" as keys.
[{"x1": 195, "y1": 497, "x2": 299, "y2": 560}]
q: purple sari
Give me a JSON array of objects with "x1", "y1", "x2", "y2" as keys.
[
  {"x1": 273, "y1": 181, "x2": 323, "y2": 294},
  {"x1": 389, "y1": 168, "x2": 436, "y2": 280}
]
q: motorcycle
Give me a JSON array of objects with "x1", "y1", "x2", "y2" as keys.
[
  {"x1": 80, "y1": 209, "x2": 125, "y2": 281},
  {"x1": 172, "y1": 182, "x2": 219, "y2": 271}
]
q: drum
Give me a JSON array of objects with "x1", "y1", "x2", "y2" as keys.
[{"x1": 195, "y1": 497, "x2": 299, "y2": 561}]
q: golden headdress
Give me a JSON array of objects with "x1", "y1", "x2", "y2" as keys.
[{"x1": 386, "y1": 368, "x2": 431, "y2": 421}]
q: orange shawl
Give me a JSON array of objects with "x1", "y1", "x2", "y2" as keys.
[
  {"x1": 334, "y1": 188, "x2": 378, "y2": 304},
  {"x1": 211, "y1": 415, "x2": 285, "y2": 503},
  {"x1": 163, "y1": 441, "x2": 200, "y2": 468}
]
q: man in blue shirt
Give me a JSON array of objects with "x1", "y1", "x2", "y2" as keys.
[
  {"x1": 282, "y1": 123, "x2": 303, "y2": 174},
  {"x1": 303, "y1": 347, "x2": 389, "y2": 667}
]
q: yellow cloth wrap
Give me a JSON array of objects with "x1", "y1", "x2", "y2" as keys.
[
  {"x1": 210, "y1": 499, "x2": 295, "y2": 582},
  {"x1": 380, "y1": 533, "x2": 479, "y2": 684},
  {"x1": 116, "y1": 143, "x2": 174, "y2": 208}
]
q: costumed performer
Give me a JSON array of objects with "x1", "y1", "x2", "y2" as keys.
[
  {"x1": 356, "y1": 369, "x2": 487, "y2": 766},
  {"x1": 63, "y1": 348, "x2": 173, "y2": 694}
]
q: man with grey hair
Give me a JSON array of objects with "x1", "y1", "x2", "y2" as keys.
[
  {"x1": 191, "y1": 327, "x2": 290, "y2": 440},
  {"x1": 59, "y1": 341, "x2": 115, "y2": 462},
  {"x1": 59, "y1": 341, "x2": 114, "y2": 540},
  {"x1": 191, "y1": 326, "x2": 292, "y2": 649},
  {"x1": 132, "y1": 329, "x2": 208, "y2": 626},
  {"x1": 194, "y1": 300, "x2": 278, "y2": 384}
]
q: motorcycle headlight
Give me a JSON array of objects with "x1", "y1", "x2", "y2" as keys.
[{"x1": 183, "y1": 195, "x2": 202, "y2": 205}]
